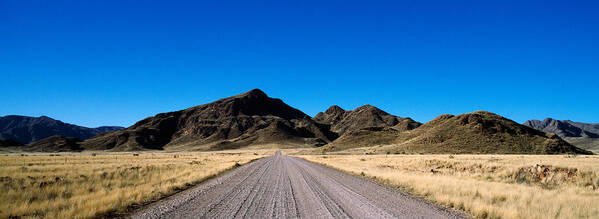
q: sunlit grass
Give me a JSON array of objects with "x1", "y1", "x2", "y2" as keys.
[
  {"x1": 297, "y1": 154, "x2": 599, "y2": 219},
  {"x1": 0, "y1": 151, "x2": 268, "y2": 218}
]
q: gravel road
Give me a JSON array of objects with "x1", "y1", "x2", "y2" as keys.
[{"x1": 132, "y1": 152, "x2": 468, "y2": 218}]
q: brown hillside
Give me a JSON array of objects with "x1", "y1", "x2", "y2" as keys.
[
  {"x1": 314, "y1": 105, "x2": 421, "y2": 150},
  {"x1": 81, "y1": 89, "x2": 335, "y2": 151},
  {"x1": 386, "y1": 111, "x2": 592, "y2": 154},
  {"x1": 323, "y1": 127, "x2": 402, "y2": 151},
  {"x1": 314, "y1": 105, "x2": 421, "y2": 135},
  {"x1": 322, "y1": 111, "x2": 591, "y2": 154}
]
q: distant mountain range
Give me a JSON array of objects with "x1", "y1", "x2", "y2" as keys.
[
  {"x1": 1, "y1": 89, "x2": 592, "y2": 154},
  {"x1": 0, "y1": 115, "x2": 124, "y2": 145},
  {"x1": 523, "y1": 118, "x2": 599, "y2": 152}
]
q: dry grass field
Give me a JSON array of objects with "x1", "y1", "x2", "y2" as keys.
[
  {"x1": 0, "y1": 150, "x2": 269, "y2": 218},
  {"x1": 297, "y1": 154, "x2": 599, "y2": 219}
]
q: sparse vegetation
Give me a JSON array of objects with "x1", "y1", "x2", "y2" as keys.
[
  {"x1": 0, "y1": 151, "x2": 266, "y2": 218},
  {"x1": 298, "y1": 154, "x2": 599, "y2": 218},
  {"x1": 320, "y1": 111, "x2": 592, "y2": 155}
]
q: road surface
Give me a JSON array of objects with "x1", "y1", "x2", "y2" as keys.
[{"x1": 132, "y1": 152, "x2": 468, "y2": 218}]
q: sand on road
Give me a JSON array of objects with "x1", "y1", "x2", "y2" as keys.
[{"x1": 132, "y1": 151, "x2": 468, "y2": 218}]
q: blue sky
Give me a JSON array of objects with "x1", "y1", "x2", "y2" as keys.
[{"x1": 1, "y1": 0, "x2": 598, "y2": 127}]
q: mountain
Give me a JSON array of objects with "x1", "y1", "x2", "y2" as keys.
[
  {"x1": 564, "y1": 120, "x2": 599, "y2": 135},
  {"x1": 6, "y1": 90, "x2": 592, "y2": 155},
  {"x1": 81, "y1": 89, "x2": 336, "y2": 151},
  {"x1": 313, "y1": 105, "x2": 421, "y2": 150},
  {"x1": 24, "y1": 135, "x2": 83, "y2": 152},
  {"x1": 523, "y1": 118, "x2": 599, "y2": 138},
  {"x1": 523, "y1": 118, "x2": 599, "y2": 152},
  {"x1": 323, "y1": 111, "x2": 592, "y2": 154},
  {"x1": 314, "y1": 105, "x2": 421, "y2": 135},
  {"x1": 0, "y1": 115, "x2": 124, "y2": 144}
]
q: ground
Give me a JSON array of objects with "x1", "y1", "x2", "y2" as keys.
[
  {"x1": 296, "y1": 154, "x2": 599, "y2": 219},
  {"x1": 1, "y1": 149, "x2": 598, "y2": 218},
  {"x1": 132, "y1": 152, "x2": 466, "y2": 218},
  {"x1": 0, "y1": 150, "x2": 269, "y2": 218}
]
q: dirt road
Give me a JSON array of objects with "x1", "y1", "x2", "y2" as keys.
[{"x1": 132, "y1": 152, "x2": 467, "y2": 218}]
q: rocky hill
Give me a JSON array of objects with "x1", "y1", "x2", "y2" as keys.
[
  {"x1": 391, "y1": 111, "x2": 591, "y2": 154},
  {"x1": 524, "y1": 118, "x2": 599, "y2": 152},
  {"x1": 313, "y1": 105, "x2": 421, "y2": 150},
  {"x1": 0, "y1": 115, "x2": 124, "y2": 144},
  {"x1": 314, "y1": 105, "x2": 421, "y2": 134},
  {"x1": 7, "y1": 89, "x2": 591, "y2": 155},
  {"x1": 323, "y1": 111, "x2": 592, "y2": 154},
  {"x1": 81, "y1": 89, "x2": 336, "y2": 151},
  {"x1": 524, "y1": 118, "x2": 599, "y2": 138}
]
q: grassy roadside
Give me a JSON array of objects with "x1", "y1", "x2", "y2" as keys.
[
  {"x1": 0, "y1": 151, "x2": 268, "y2": 218},
  {"x1": 296, "y1": 154, "x2": 599, "y2": 219}
]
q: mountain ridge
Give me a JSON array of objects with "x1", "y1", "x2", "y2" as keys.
[
  {"x1": 2, "y1": 89, "x2": 592, "y2": 154},
  {"x1": 323, "y1": 111, "x2": 591, "y2": 154},
  {"x1": 81, "y1": 89, "x2": 335, "y2": 151},
  {"x1": 313, "y1": 104, "x2": 422, "y2": 135},
  {"x1": 523, "y1": 118, "x2": 599, "y2": 152},
  {"x1": 0, "y1": 115, "x2": 124, "y2": 144}
]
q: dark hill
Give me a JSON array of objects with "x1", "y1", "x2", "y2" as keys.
[
  {"x1": 0, "y1": 115, "x2": 124, "y2": 144},
  {"x1": 314, "y1": 105, "x2": 421, "y2": 134},
  {"x1": 24, "y1": 135, "x2": 83, "y2": 152},
  {"x1": 314, "y1": 105, "x2": 421, "y2": 149},
  {"x1": 82, "y1": 89, "x2": 336, "y2": 151}
]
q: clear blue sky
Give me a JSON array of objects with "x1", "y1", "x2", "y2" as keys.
[{"x1": 1, "y1": 0, "x2": 598, "y2": 127}]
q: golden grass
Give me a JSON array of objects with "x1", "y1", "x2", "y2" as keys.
[
  {"x1": 0, "y1": 151, "x2": 269, "y2": 218},
  {"x1": 297, "y1": 154, "x2": 599, "y2": 219}
]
